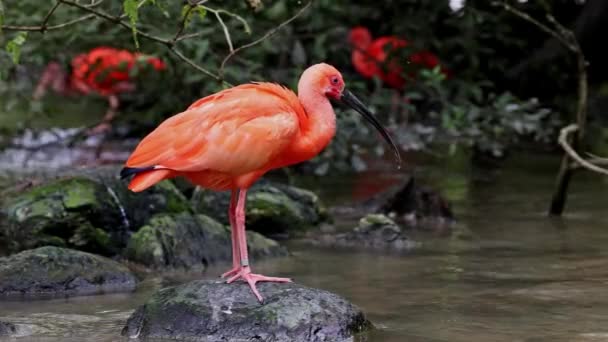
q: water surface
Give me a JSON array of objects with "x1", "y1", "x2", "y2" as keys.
[{"x1": 2, "y1": 152, "x2": 608, "y2": 342}]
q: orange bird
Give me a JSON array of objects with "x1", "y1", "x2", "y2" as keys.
[
  {"x1": 120, "y1": 63, "x2": 401, "y2": 302},
  {"x1": 34, "y1": 46, "x2": 166, "y2": 135},
  {"x1": 348, "y1": 26, "x2": 449, "y2": 90}
]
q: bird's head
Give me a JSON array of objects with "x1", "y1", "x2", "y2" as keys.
[
  {"x1": 349, "y1": 26, "x2": 372, "y2": 49},
  {"x1": 300, "y1": 63, "x2": 402, "y2": 167}
]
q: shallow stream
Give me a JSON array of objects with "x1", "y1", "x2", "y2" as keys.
[{"x1": 2, "y1": 151, "x2": 608, "y2": 341}]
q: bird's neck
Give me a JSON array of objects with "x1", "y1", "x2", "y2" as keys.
[{"x1": 292, "y1": 86, "x2": 337, "y2": 162}]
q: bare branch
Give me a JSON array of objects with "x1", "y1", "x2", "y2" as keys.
[
  {"x1": 219, "y1": 1, "x2": 312, "y2": 76},
  {"x1": 58, "y1": 0, "x2": 171, "y2": 45},
  {"x1": 558, "y1": 124, "x2": 608, "y2": 176},
  {"x1": 491, "y1": 1, "x2": 576, "y2": 53},
  {"x1": 212, "y1": 10, "x2": 234, "y2": 52},
  {"x1": 169, "y1": 47, "x2": 227, "y2": 84},
  {"x1": 2, "y1": 14, "x2": 96, "y2": 32},
  {"x1": 40, "y1": 1, "x2": 62, "y2": 32}
]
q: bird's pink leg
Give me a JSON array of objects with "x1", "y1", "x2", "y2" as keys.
[
  {"x1": 226, "y1": 188, "x2": 292, "y2": 303},
  {"x1": 221, "y1": 190, "x2": 241, "y2": 278},
  {"x1": 88, "y1": 95, "x2": 119, "y2": 135}
]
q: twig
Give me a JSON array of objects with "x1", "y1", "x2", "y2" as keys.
[
  {"x1": 491, "y1": 2, "x2": 576, "y2": 52},
  {"x1": 171, "y1": 1, "x2": 203, "y2": 44},
  {"x1": 558, "y1": 124, "x2": 608, "y2": 176},
  {"x1": 219, "y1": 1, "x2": 312, "y2": 76},
  {"x1": 169, "y1": 47, "x2": 226, "y2": 84},
  {"x1": 2, "y1": 13, "x2": 95, "y2": 32},
  {"x1": 58, "y1": 0, "x2": 170, "y2": 45},
  {"x1": 212, "y1": 10, "x2": 234, "y2": 52},
  {"x1": 40, "y1": 1, "x2": 62, "y2": 32}
]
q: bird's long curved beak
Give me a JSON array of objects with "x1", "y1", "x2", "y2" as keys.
[{"x1": 339, "y1": 89, "x2": 402, "y2": 167}]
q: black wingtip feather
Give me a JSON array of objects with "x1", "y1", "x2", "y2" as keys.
[{"x1": 120, "y1": 166, "x2": 155, "y2": 179}]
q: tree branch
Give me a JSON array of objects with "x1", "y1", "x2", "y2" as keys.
[
  {"x1": 219, "y1": 1, "x2": 312, "y2": 76},
  {"x1": 558, "y1": 124, "x2": 608, "y2": 176},
  {"x1": 40, "y1": 1, "x2": 62, "y2": 32},
  {"x1": 169, "y1": 47, "x2": 226, "y2": 84},
  {"x1": 491, "y1": 2, "x2": 577, "y2": 52}
]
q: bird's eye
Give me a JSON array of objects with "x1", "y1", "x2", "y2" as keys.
[{"x1": 330, "y1": 76, "x2": 339, "y2": 85}]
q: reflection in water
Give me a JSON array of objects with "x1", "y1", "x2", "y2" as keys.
[{"x1": 2, "y1": 152, "x2": 608, "y2": 341}]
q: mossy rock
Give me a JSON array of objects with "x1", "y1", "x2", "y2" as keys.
[
  {"x1": 0, "y1": 166, "x2": 191, "y2": 255},
  {"x1": 122, "y1": 280, "x2": 372, "y2": 341},
  {"x1": 0, "y1": 246, "x2": 137, "y2": 298},
  {"x1": 193, "y1": 180, "x2": 328, "y2": 239},
  {"x1": 126, "y1": 213, "x2": 287, "y2": 269}
]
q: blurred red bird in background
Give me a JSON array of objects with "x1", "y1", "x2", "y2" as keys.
[
  {"x1": 33, "y1": 46, "x2": 166, "y2": 135},
  {"x1": 348, "y1": 26, "x2": 449, "y2": 91}
]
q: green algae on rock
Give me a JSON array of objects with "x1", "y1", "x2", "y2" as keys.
[
  {"x1": 0, "y1": 246, "x2": 137, "y2": 297},
  {"x1": 192, "y1": 180, "x2": 328, "y2": 239},
  {"x1": 0, "y1": 167, "x2": 191, "y2": 255},
  {"x1": 122, "y1": 280, "x2": 372, "y2": 341},
  {"x1": 126, "y1": 213, "x2": 287, "y2": 269}
]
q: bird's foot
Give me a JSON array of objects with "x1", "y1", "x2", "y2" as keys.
[
  {"x1": 226, "y1": 266, "x2": 292, "y2": 303},
  {"x1": 220, "y1": 266, "x2": 240, "y2": 279}
]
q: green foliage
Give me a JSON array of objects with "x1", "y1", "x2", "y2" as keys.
[
  {"x1": 0, "y1": 0, "x2": 578, "y2": 173},
  {"x1": 5, "y1": 32, "x2": 28, "y2": 64},
  {"x1": 123, "y1": 0, "x2": 140, "y2": 48}
]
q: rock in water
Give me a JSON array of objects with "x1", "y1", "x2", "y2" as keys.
[
  {"x1": 0, "y1": 246, "x2": 137, "y2": 297},
  {"x1": 313, "y1": 214, "x2": 418, "y2": 252},
  {"x1": 0, "y1": 167, "x2": 191, "y2": 255},
  {"x1": 0, "y1": 321, "x2": 18, "y2": 337},
  {"x1": 126, "y1": 213, "x2": 287, "y2": 269},
  {"x1": 193, "y1": 180, "x2": 328, "y2": 239},
  {"x1": 123, "y1": 280, "x2": 372, "y2": 341},
  {"x1": 363, "y1": 177, "x2": 453, "y2": 228}
]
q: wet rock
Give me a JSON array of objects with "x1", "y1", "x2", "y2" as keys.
[
  {"x1": 122, "y1": 280, "x2": 372, "y2": 341},
  {"x1": 0, "y1": 321, "x2": 18, "y2": 337},
  {"x1": 193, "y1": 180, "x2": 328, "y2": 239},
  {"x1": 0, "y1": 166, "x2": 191, "y2": 255},
  {"x1": 363, "y1": 176, "x2": 453, "y2": 228},
  {"x1": 126, "y1": 213, "x2": 287, "y2": 269},
  {"x1": 314, "y1": 214, "x2": 418, "y2": 252},
  {"x1": 0, "y1": 246, "x2": 137, "y2": 297}
]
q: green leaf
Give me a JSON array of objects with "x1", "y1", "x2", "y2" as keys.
[
  {"x1": 181, "y1": 4, "x2": 194, "y2": 28},
  {"x1": 196, "y1": 6, "x2": 207, "y2": 21},
  {"x1": 123, "y1": 0, "x2": 139, "y2": 49},
  {"x1": 6, "y1": 32, "x2": 28, "y2": 64}
]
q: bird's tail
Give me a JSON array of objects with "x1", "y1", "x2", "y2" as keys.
[{"x1": 121, "y1": 167, "x2": 175, "y2": 192}]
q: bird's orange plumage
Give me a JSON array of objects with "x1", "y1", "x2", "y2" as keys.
[
  {"x1": 126, "y1": 82, "x2": 314, "y2": 192},
  {"x1": 122, "y1": 63, "x2": 400, "y2": 302}
]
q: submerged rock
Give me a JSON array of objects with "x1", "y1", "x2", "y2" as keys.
[
  {"x1": 0, "y1": 321, "x2": 18, "y2": 337},
  {"x1": 314, "y1": 214, "x2": 418, "y2": 252},
  {"x1": 363, "y1": 177, "x2": 453, "y2": 228},
  {"x1": 0, "y1": 246, "x2": 137, "y2": 297},
  {"x1": 122, "y1": 280, "x2": 371, "y2": 341},
  {"x1": 193, "y1": 180, "x2": 328, "y2": 239},
  {"x1": 0, "y1": 167, "x2": 191, "y2": 254},
  {"x1": 126, "y1": 213, "x2": 287, "y2": 269}
]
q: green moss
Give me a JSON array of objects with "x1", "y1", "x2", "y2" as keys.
[
  {"x1": 127, "y1": 223, "x2": 165, "y2": 266},
  {"x1": 155, "y1": 181, "x2": 191, "y2": 213}
]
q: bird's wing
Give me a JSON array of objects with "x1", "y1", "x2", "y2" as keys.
[{"x1": 125, "y1": 83, "x2": 302, "y2": 175}]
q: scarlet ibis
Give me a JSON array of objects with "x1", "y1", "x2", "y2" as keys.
[
  {"x1": 348, "y1": 26, "x2": 448, "y2": 90},
  {"x1": 33, "y1": 46, "x2": 166, "y2": 135},
  {"x1": 120, "y1": 63, "x2": 401, "y2": 302}
]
